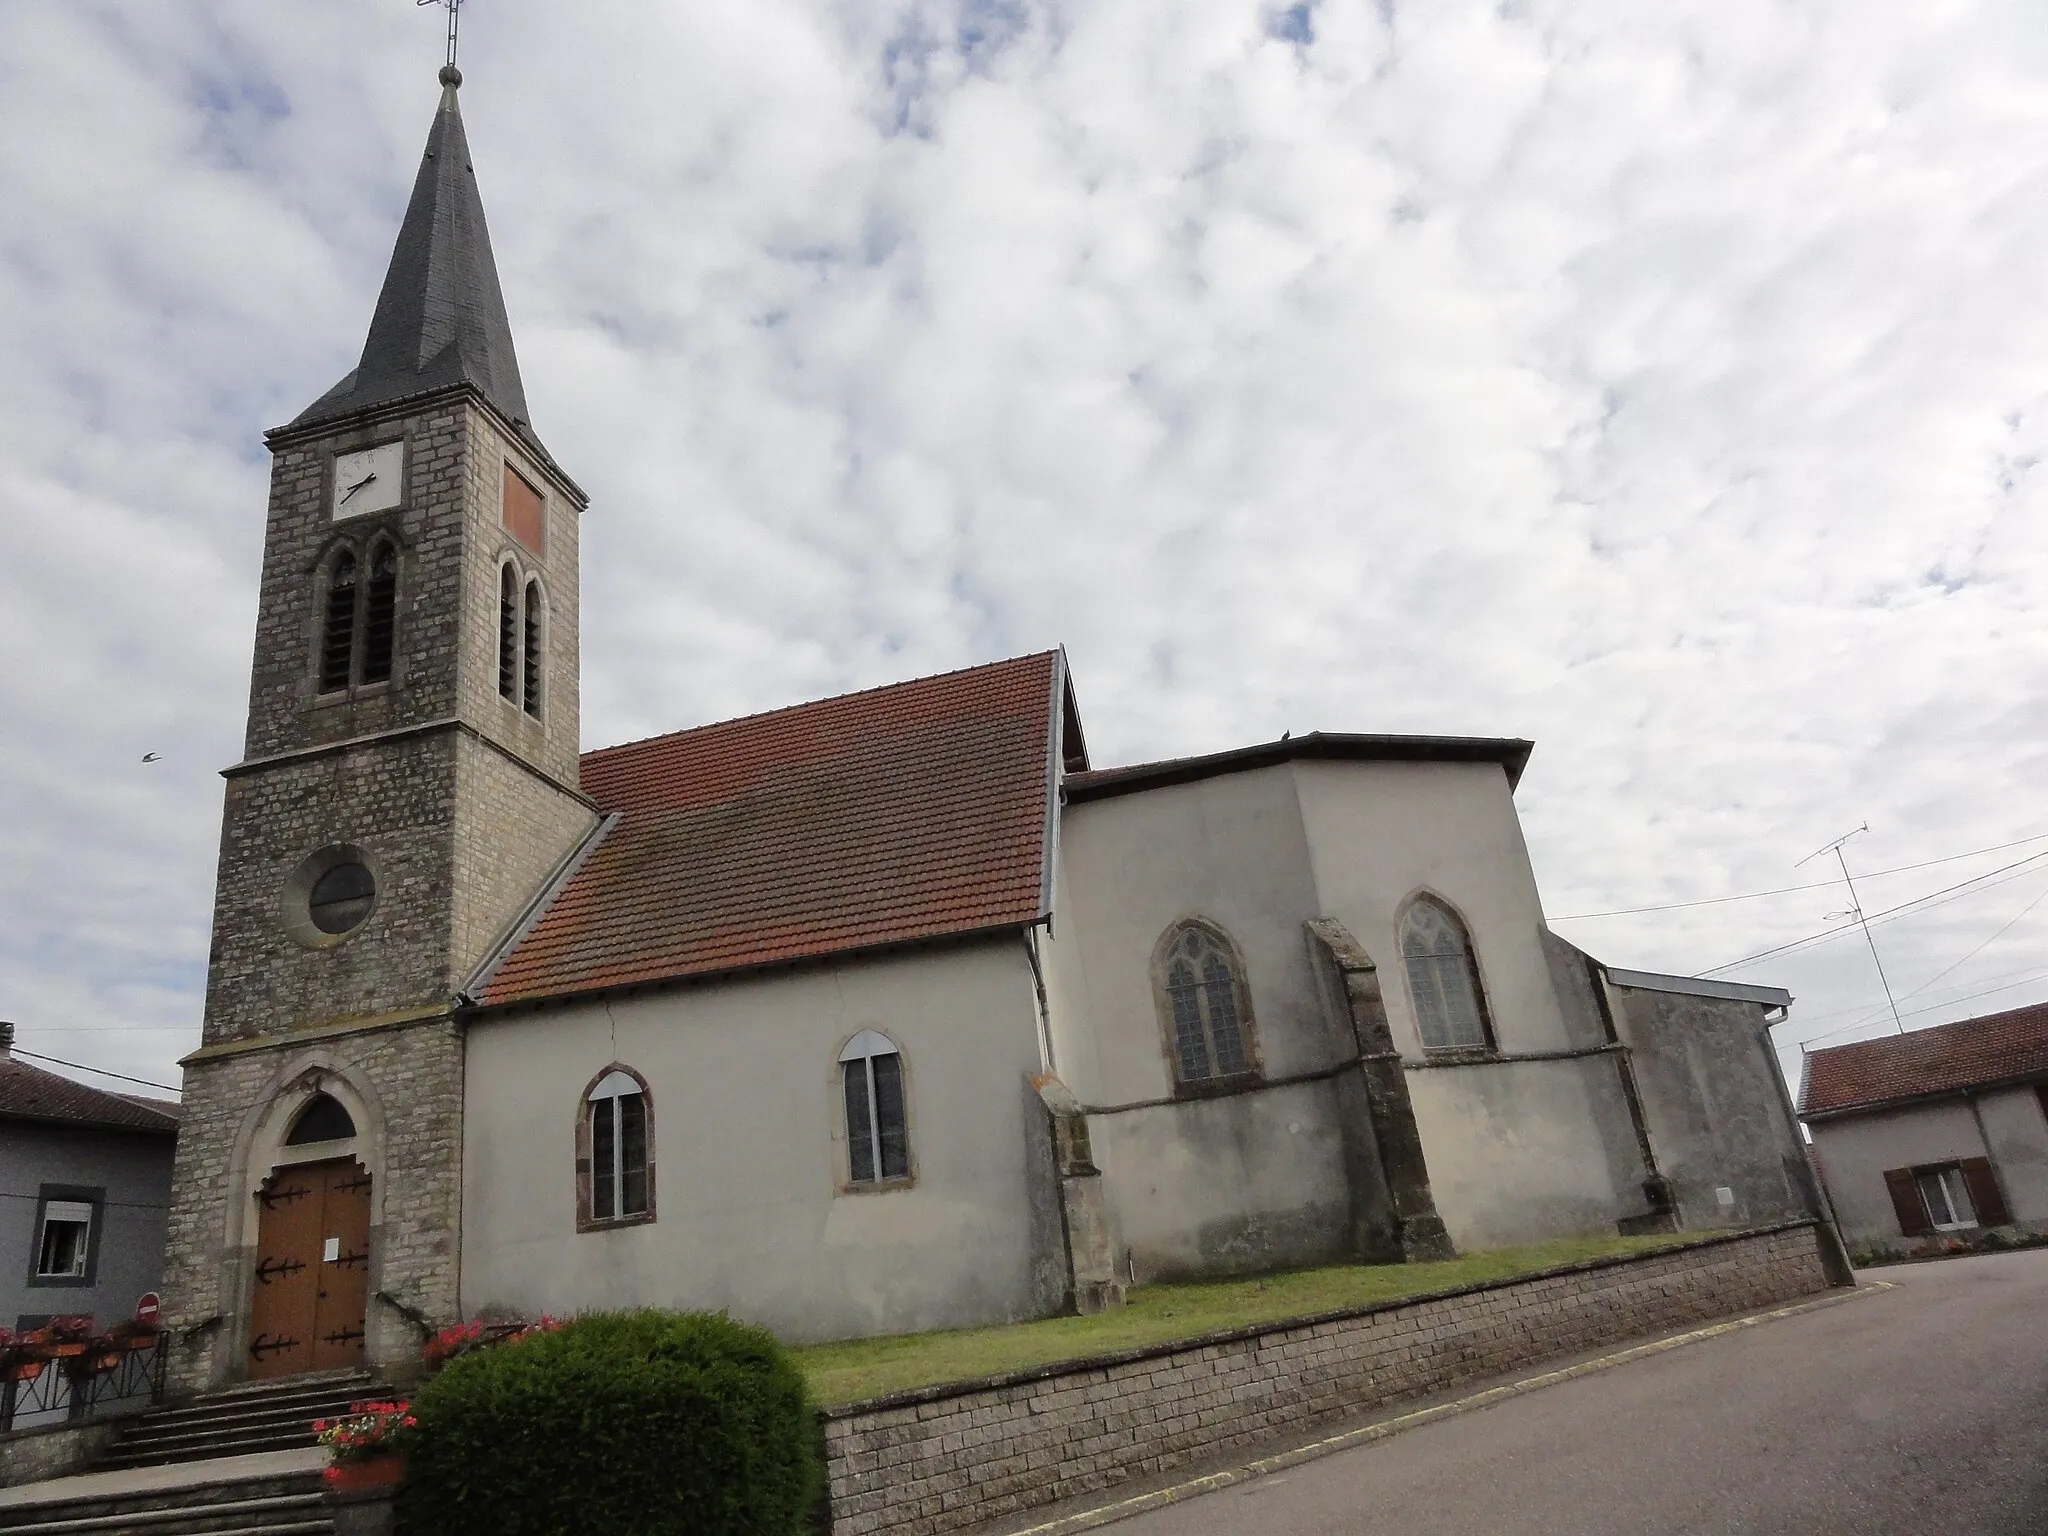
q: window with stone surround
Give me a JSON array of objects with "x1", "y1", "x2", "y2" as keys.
[
  {"x1": 578, "y1": 1066, "x2": 654, "y2": 1230},
  {"x1": 840, "y1": 1030, "x2": 911, "y2": 1187},
  {"x1": 1400, "y1": 895, "x2": 1493, "y2": 1052},
  {"x1": 318, "y1": 538, "x2": 400, "y2": 694},
  {"x1": 1152, "y1": 920, "x2": 1258, "y2": 1088}
]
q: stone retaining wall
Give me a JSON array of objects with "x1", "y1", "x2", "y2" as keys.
[{"x1": 822, "y1": 1221, "x2": 1835, "y2": 1535}]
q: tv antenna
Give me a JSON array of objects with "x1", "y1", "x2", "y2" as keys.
[
  {"x1": 418, "y1": 0, "x2": 466, "y2": 79},
  {"x1": 1796, "y1": 823, "x2": 1905, "y2": 1035}
]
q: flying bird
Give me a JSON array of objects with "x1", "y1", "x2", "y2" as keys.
[{"x1": 141, "y1": 753, "x2": 162, "y2": 763}]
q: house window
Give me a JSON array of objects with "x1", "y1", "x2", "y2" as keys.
[
  {"x1": 1916, "y1": 1166, "x2": 1973, "y2": 1230},
  {"x1": 1401, "y1": 896, "x2": 1493, "y2": 1052},
  {"x1": 1883, "y1": 1157, "x2": 2009, "y2": 1236},
  {"x1": 28, "y1": 1191, "x2": 99, "y2": 1286},
  {"x1": 1154, "y1": 922, "x2": 1256, "y2": 1085},
  {"x1": 581, "y1": 1068, "x2": 652, "y2": 1227},
  {"x1": 839, "y1": 1030, "x2": 910, "y2": 1186}
]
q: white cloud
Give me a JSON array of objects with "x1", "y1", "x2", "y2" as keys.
[{"x1": 4, "y1": 0, "x2": 2048, "y2": 1093}]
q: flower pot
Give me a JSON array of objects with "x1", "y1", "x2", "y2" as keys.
[
  {"x1": 46, "y1": 1343, "x2": 86, "y2": 1359},
  {"x1": 325, "y1": 1453, "x2": 405, "y2": 1492},
  {"x1": 2, "y1": 1362, "x2": 42, "y2": 1383}
]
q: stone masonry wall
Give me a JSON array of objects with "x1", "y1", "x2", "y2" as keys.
[
  {"x1": 205, "y1": 733, "x2": 463, "y2": 1045},
  {"x1": 162, "y1": 1019, "x2": 464, "y2": 1393},
  {"x1": 822, "y1": 1222, "x2": 1833, "y2": 1536}
]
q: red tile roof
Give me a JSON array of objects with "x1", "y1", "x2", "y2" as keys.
[
  {"x1": 1799, "y1": 1001, "x2": 2048, "y2": 1119},
  {"x1": 0, "y1": 1058, "x2": 180, "y2": 1135},
  {"x1": 477, "y1": 652, "x2": 1066, "y2": 1006}
]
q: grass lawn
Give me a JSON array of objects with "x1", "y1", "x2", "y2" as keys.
[{"x1": 794, "y1": 1231, "x2": 1694, "y2": 1405}]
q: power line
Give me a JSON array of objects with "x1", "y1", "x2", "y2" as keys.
[
  {"x1": 1790, "y1": 956, "x2": 2048, "y2": 1031},
  {"x1": 1795, "y1": 968, "x2": 2048, "y2": 1048},
  {"x1": 1698, "y1": 846, "x2": 2048, "y2": 976},
  {"x1": 1797, "y1": 825, "x2": 1903, "y2": 1033},
  {"x1": 1550, "y1": 830, "x2": 2048, "y2": 921},
  {"x1": 11, "y1": 1048, "x2": 180, "y2": 1096}
]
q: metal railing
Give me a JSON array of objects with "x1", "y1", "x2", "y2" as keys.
[{"x1": 0, "y1": 1337, "x2": 167, "y2": 1432}]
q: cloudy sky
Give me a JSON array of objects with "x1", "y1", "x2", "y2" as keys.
[{"x1": 4, "y1": 0, "x2": 2048, "y2": 1098}]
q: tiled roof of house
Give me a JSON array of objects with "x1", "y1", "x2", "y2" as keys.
[
  {"x1": 0, "y1": 1058, "x2": 180, "y2": 1135},
  {"x1": 1798, "y1": 1001, "x2": 2048, "y2": 1119},
  {"x1": 476, "y1": 652, "x2": 1067, "y2": 1006}
]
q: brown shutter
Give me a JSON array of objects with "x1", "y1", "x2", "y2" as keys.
[
  {"x1": 1959, "y1": 1157, "x2": 2010, "y2": 1228},
  {"x1": 1885, "y1": 1167, "x2": 1932, "y2": 1236}
]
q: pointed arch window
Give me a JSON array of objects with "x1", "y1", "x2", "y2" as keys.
[
  {"x1": 319, "y1": 551, "x2": 358, "y2": 693},
  {"x1": 1154, "y1": 922, "x2": 1256, "y2": 1085},
  {"x1": 498, "y1": 564, "x2": 519, "y2": 701},
  {"x1": 522, "y1": 578, "x2": 544, "y2": 717},
  {"x1": 579, "y1": 1067, "x2": 653, "y2": 1229},
  {"x1": 285, "y1": 1093, "x2": 357, "y2": 1147},
  {"x1": 360, "y1": 541, "x2": 397, "y2": 684},
  {"x1": 1401, "y1": 896, "x2": 1493, "y2": 1052},
  {"x1": 840, "y1": 1031, "x2": 910, "y2": 1186}
]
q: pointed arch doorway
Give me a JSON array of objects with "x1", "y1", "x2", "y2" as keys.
[{"x1": 248, "y1": 1094, "x2": 372, "y2": 1379}]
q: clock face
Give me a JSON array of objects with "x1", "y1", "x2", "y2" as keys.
[{"x1": 331, "y1": 442, "x2": 405, "y2": 521}]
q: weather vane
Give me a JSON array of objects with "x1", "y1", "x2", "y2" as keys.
[{"x1": 418, "y1": 0, "x2": 466, "y2": 80}]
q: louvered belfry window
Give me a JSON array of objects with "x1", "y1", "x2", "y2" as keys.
[
  {"x1": 319, "y1": 551, "x2": 359, "y2": 692},
  {"x1": 360, "y1": 541, "x2": 397, "y2": 683},
  {"x1": 498, "y1": 565, "x2": 519, "y2": 700},
  {"x1": 1160, "y1": 923, "x2": 1252, "y2": 1083},
  {"x1": 1402, "y1": 897, "x2": 1492, "y2": 1051},
  {"x1": 522, "y1": 579, "x2": 543, "y2": 717},
  {"x1": 840, "y1": 1030, "x2": 910, "y2": 1185}
]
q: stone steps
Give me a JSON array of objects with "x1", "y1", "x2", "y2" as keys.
[
  {"x1": 92, "y1": 1379, "x2": 375, "y2": 1473},
  {"x1": 0, "y1": 1471, "x2": 331, "y2": 1535}
]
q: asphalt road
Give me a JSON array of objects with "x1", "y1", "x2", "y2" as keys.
[{"x1": 1106, "y1": 1248, "x2": 2048, "y2": 1536}]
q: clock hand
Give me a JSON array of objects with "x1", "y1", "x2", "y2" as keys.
[{"x1": 338, "y1": 472, "x2": 377, "y2": 506}]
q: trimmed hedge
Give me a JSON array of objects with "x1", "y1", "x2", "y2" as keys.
[{"x1": 397, "y1": 1310, "x2": 820, "y2": 1536}]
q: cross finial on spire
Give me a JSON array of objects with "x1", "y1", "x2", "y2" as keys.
[{"x1": 419, "y1": 0, "x2": 465, "y2": 84}]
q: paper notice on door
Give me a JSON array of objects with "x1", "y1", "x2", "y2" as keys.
[{"x1": 324, "y1": 1237, "x2": 340, "y2": 1262}]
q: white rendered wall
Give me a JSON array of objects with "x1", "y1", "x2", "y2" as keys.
[
  {"x1": 1977, "y1": 1086, "x2": 2048, "y2": 1224},
  {"x1": 1051, "y1": 757, "x2": 1630, "y2": 1268},
  {"x1": 1809, "y1": 1100, "x2": 1987, "y2": 1244},
  {"x1": 460, "y1": 939, "x2": 1054, "y2": 1344},
  {"x1": 1812, "y1": 1090, "x2": 2048, "y2": 1244},
  {"x1": 1290, "y1": 759, "x2": 1625, "y2": 1248}
]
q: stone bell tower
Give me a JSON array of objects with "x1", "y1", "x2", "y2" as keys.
[{"x1": 161, "y1": 67, "x2": 599, "y2": 1389}]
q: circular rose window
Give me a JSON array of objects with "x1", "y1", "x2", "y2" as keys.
[
  {"x1": 307, "y1": 862, "x2": 376, "y2": 934},
  {"x1": 281, "y1": 845, "x2": 379, "y2": 947}
]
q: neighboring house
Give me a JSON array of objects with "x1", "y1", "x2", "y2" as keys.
[
  {"x1": 156, "y1": 71, "x2": 1835, "y2": 1393},
  {"x1": 0, "y1": 1024, "x2": 179, "y2": 1333},
  {"x1": 1800, "y1": 1003, "x2": 2048, "y2": 1255}
]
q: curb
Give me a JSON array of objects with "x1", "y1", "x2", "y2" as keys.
[{"x1": 1001, "y1": 1281, "x2": 1893, "y2": 1536}]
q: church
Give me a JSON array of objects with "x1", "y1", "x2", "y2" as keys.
[{"x1": 159, "y1": 70, "x2": 1827, "y2": 1391}]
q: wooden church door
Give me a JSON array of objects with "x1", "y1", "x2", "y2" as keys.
[{"x1": 249, "y1": 1159, "x2": 371, "y2": 1379}]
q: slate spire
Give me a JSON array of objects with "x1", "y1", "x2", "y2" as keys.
[{"x1": 292, "y1": 68, "x2": 532, "y2": 433}]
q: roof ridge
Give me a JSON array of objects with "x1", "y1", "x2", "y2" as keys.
[{"x1": 581, "y1": 650, "x2": 1060, "y2": 764}]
